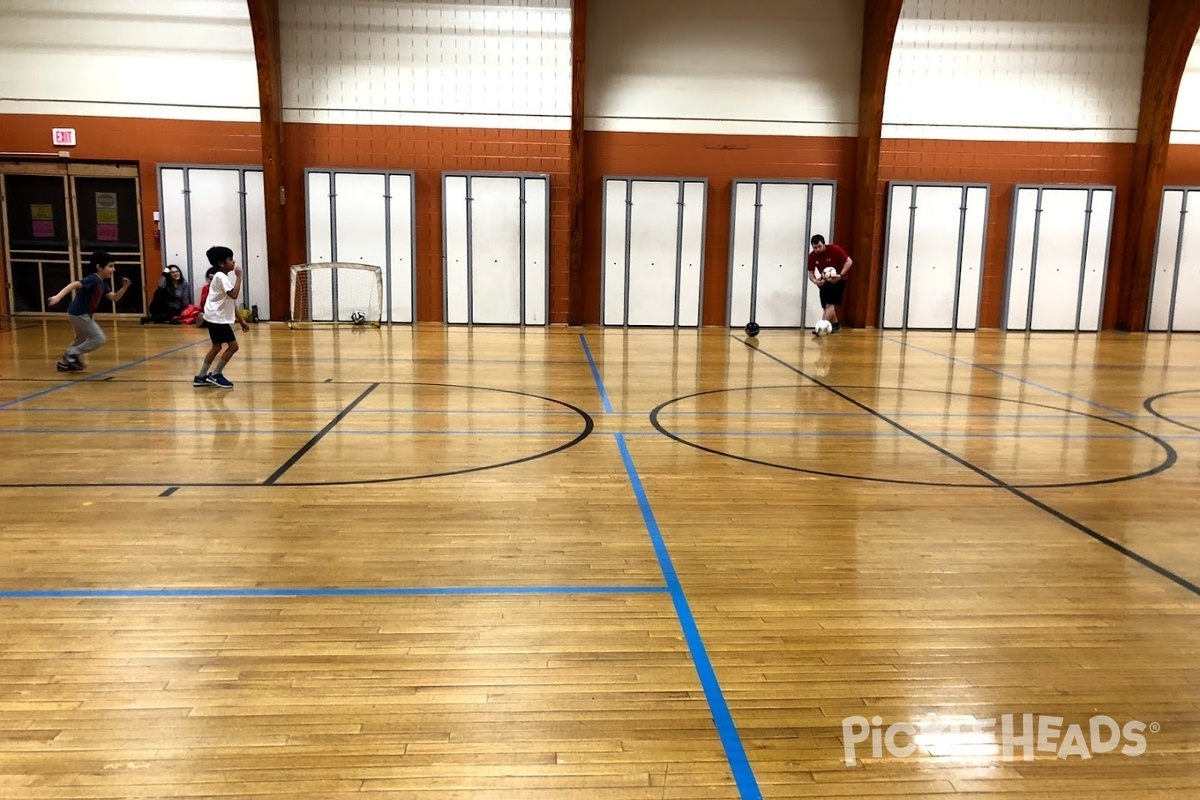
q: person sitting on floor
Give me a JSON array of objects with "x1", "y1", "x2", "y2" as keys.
[{"x1": 141, "y1": 264, "x2": 192, "y2": 324}]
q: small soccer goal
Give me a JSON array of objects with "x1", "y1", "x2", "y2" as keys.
[{"x1": 288, "y1": 262, "x2": 384, "y2": 328}]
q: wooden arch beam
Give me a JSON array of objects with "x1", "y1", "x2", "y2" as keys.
[
  {"x1": 1117, "y1": 0, "x2": 1200, "y2": 331},
  {"x1": 247, "y1": 0, "x2": 290, "y2": 320},
  {"x1": 568, "y1": 0, "x2": 587, "y2": 326},
  {"x1": 848, "y1": 0, "x2": 904, "y2": 328}
]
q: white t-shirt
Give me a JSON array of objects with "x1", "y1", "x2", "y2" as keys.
[{"x1": 203, "y1": 271, "x2": 237, "y2": 324}]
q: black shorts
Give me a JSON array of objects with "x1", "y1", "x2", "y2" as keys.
[
  {"x1": 207, "y1": 323, "x2": 237, "y2": 345},
  {"x1": 818, "y1": 280, "x2": 847, "y2": 308}
]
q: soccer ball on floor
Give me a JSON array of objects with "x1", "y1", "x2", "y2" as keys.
[
  {"x1": 813, "y1": 320, "x2": 834, "y2": 336},
  {"x1": 349, "y1": 310, "x2": 366, "y2": 326}
]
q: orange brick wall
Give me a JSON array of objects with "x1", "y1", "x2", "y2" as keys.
[
  {"x1": 283, "y1": 123, "x2": 570, "y2": 323},
  {"x1": 878, "y1": 140, "x2": 1135, "y2": 329},
  {"x1": 0, "y1": 114, "x2": 261, "y2": 316},
  {"x1": 6, "y1": 113, "x2": 1199, "y2": 327},
  {"x1": 583, "y1": 132, "x2": 857, "y2": 325}
]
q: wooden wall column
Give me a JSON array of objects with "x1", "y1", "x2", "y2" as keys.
[
  {"x1": 1115, "y1": 0, "x2": 1200, "y2": 331},
  {"x1": 247, "y1": 0, "x2": 290, "y2": 321},
  {"x1": 567, "y1": 0, "x2": 587, "y2": 326},
  {"x1": 848, "y1": 0, "x2": 903, "y2": 328}
]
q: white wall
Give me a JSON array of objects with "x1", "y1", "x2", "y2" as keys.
[
  {"x1": 884, "y1": 0, "x2": 1149, "y2": 143},
  {"x1": 280, "y1": 0, "x2": 571, "y2": 129},
  {"x1": 1170, "y1": 32, "x2": 1200, "y2": 144},
  {"x1": 585, "y1": 0, "x2": 863, "y2": 136},
  {"x1": 0, "y1": 0, "x2": 259, "y2": 121}
]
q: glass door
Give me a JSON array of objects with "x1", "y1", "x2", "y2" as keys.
[
  {"x1": 1, "y1": 163, "x2": 145, "y2": 315},
  {"x1": 1, "y1": 173, "x2": 75, "y2": 314}
]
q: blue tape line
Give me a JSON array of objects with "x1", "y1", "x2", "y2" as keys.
[
  {"x1": 579, "y1": 333, "x2": 614, "y2": 414},
  {"x1": 615, "y1": 433, "x2": 761, "y2": 800},
  {"x1": 885, "y1": 336, "x2": 1134, "y2": 418},
  {"x1": 0, "y1": 585, "x2": 670, "y2": 599}
]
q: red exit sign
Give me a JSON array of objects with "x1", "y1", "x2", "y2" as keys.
[{"x1": 52, "y1": 128, "x2": 76, "y2": 147}]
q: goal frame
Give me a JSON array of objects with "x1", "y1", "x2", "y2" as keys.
[{"x1": 288, "y1": 262, "x2": 385, "y2": 329}]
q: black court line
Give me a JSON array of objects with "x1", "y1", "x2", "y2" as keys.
[
  {"x1": 263, "y1": 383, "x2": 380, "y2": 485},
  {"x1": 739, "y1": 338, "x2": 1200, "y2": 599},
  {"x1": 159, "y1": 487, "x2": 180, "y2": 497},
  {"x1": 1144, "y1": 390, "x2": 1200, "y2": 434}
]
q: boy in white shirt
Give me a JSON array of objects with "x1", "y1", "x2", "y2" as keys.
[{"x1": 194, "y1": 246, "x2": 250, "y2": 389}]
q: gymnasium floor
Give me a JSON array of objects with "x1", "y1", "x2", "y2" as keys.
[{"x1": 0, "y1": 317, "x2": 1198, "y2": 799}]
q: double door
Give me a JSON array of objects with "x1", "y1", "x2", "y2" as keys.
[{"x1": 1, "y1": 163, "x2": 145, "y2": 315}]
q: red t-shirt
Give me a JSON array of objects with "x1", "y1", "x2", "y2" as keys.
[{"x1": 808, "y1": 244, "x2": 850, "y2": 279}]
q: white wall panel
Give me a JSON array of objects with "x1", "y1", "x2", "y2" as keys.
[
  {"x1": 305, "y1": 171, "x2": 335, "y2": 321},
  {"x1": 187, "y1": 170, "x2": 243, "y2": 299},
  {"x1": 443, "y1": 176, "x2": 471, "y2": 324},
  {"x1": 1006, "y1": 186, "x2": 1114, "y2": 332},
  {"x1": 386, "y1": 174, "x2": 417, "y2": 324},
  {"x1": 906, "y1": 186, "x2": 964, "y2": 329},
  {"x1": 884, "y1": 0, "x2": 1148, "y2": 142},
  {"x1": 604, "y1": 178, "x2": 706, "y2": 326},
  {"x1": 882, "y1": 185, "x2": 914, "y2": 329},
  {"x1": 158, "y1": 169, "x2": 190, "y2": 283},
  {"x1": 523, "y1": 178, "x2": 549, "y2": 326},
  {"x1": 677, "y1": 182, "x2": 706, "y2": 327},
  {"x1": 1078, "y1": 189, "x2": 1113, "y2": 331},
  {"x1": 0, "y1": 0, "x2": 257, "y2": 120},
  {"x1": 470, "y1": 178, "x2": 523, "y2": 325},
  {"x1": 882, "y1": 183, "x2": 988, "y2": 330},
  {"x1": 728, "y1": 181, "x2": 833, "y2": 329},
  {"x1": 957, "y1": 187, "x2": 988, "y2": 329},
  {"x1": 280, "y1": 0, "x2": 570, "y2": 129},
  {"x1": 727, "y1": 183, "x2": 760, "y2": 328},
  {"x1": 602, "y1": 181, "x2": 630, "y2": 326},
  {"x1": 586, "y1": 0, "x2": 862, "y2": 135},
  {"x1": 626, "y1": 182, "x2": 681, "y2": 326},
  {"x1": 1150, "y1": 189, "x2": 1200, "y2": 331},
  {"x1": 442, "y1": 174, "x2": 548, "y2": 325},
  {"x1": 243, "y1": 170, "x2": 270, "y2": 321},
  {"x1": 1006, "y1": 189, "x2": 1039, "y2": 330},
  {"x1": 333, "y1": 173, "x2": 388, "y2": 322}
]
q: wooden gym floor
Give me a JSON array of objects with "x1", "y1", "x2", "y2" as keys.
[{"x1": 0, "y1": 317, "x2": 1198, "y2": 799}]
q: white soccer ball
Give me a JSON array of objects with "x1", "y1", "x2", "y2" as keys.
[
  {"x1": 823, "y1": 267, "x2": 839, "y2": 280},
  {"x1": 349, "y1": 310, "x2": 366, "y2": 325},
  {"x1": 814, "y1": 320, "x2": 834, "y2": 336}
]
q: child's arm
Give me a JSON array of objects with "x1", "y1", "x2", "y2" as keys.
[
  {"x1": 105, "y1": 277, "x2": 132, "y2": 302},
  {"x1": 227, "y1": 265, "x2": 243, "y2": 301},
  {"x1": 47, "y1": 281, "x2": 82, "y2": 307}
]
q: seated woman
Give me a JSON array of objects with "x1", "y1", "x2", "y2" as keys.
[{"x1": 141, "y1": 265, "x2": 192, "y2": 324}]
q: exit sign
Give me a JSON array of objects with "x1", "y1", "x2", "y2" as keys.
[{"x1": 52, "y1": 128, "x2": 76, "y2": 147}]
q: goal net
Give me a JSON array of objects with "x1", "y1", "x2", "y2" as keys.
[{"x1": 289, "y1": 262, "x2": 384, "y2": 328}]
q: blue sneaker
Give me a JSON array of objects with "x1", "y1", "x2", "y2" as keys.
[
  {"x1": 208, "y1": 374, "x2": 234, "y2": 389},
  {"x1": 193, "y1": 374, "x2": 211, "y2": 387}
]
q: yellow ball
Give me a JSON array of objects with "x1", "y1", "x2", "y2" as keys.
[{"x1": 237, "y1": 308, "x2": 253, "y2": 321}]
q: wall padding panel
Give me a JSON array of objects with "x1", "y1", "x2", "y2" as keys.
[{"x1": 1150, "y1": 188, "x2": 1200, "y2": 331}]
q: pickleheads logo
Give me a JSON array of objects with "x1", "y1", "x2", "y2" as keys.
[{"x1": 842, "y1": 714, "x2": 1156, "y2": 766}]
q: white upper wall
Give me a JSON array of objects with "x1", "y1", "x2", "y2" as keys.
[
  {"x1": 883, "y1": 0, "x2": 1149, "y2": 143},
  {"x1": 1170, "y1": 32, "x2": 1200, "y2": 145},
  {"x1": 280, "y1": 0, "x2": 571, "y2": 129},
  {"x1": 585, "y1": 0, "x2": 863, "y2": 137},
  {"x1": 0, "y1": 0, "x2": 259, "y2": 121}
]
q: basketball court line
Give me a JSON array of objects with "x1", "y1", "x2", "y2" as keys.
[
  {"x1": 0, "y1": 340, "x2": 208, "y2": 411},
  {"x1": 0, "y1": 427, "x2": 1178, "y2": 440},
  {"x1": 884, "y1": 335, "x2": 1136, "y2": 418},
  {"x1": 262, "y1": 383, "x2": 379, "y2": 485},
  {"x1": 0, "y1": 585, "x2": 669, "y2": 599},
  {"x1": 743, "y1": 338, "x2": 1200, "y2": 599},
  {"x1": 581, "y1": 332, "x2": 763, "y2": 800}
]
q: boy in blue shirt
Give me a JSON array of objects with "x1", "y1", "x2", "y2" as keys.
[{"x1": 46, "y1": 251, "x2": 131, "y2": 371}]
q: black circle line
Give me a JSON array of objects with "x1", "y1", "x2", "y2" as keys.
[
  {"x1": 651, "y1": 383, "x2": 1176, "y2": 489},
  {"x1": 1144, "y1": 390, "x2": 1200, "y2": 435},
  {"x1": 0, "y1": 382, "x2": 594, "y2": 489},
  {"x1": 731, "y1": 337, "x2": 1200, "y2": 599}
]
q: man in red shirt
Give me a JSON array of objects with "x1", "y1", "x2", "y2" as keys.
[{"x1": 806, "y1": 234, "x2": 852, "y2": 334}]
